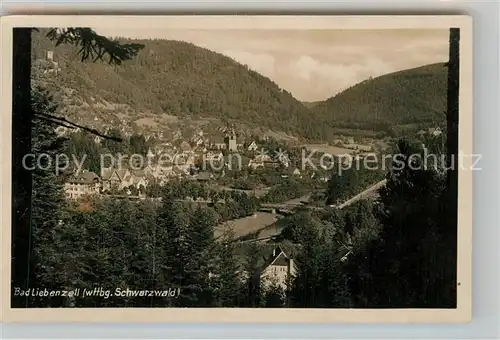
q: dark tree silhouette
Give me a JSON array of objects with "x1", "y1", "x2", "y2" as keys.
[
  {"x1": 11, "y1": 27, "x2": 143, "y2": 307},
  {"x1": 443, "y1": 27, "x2": 460, "y2": 305}
]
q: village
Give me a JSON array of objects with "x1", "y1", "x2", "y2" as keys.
[
  {"x1": 62, "y1": 125, "x2": 389, "y2": 201},
  {"x1": 67, "y1": 127, "x2": 280, "y2": 199},
  {"x1": 9, "y1": 22, "x2": 464, "y2": 313},
  {"x1": 60, "y1": 126, "x2": 394, "y2": 291},
  {"x1": 61, "y1": 125, "x2": 330, "y2": 290}
]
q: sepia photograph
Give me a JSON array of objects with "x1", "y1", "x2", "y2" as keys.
[{"x1": 2, "y1": 15, "x2": 472, "y2": 323}]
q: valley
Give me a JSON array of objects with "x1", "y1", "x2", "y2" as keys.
[
  {"x1": 21, "y1": 26, "x2": 456, "y2": 310},
  {"x1": 32, "y1": 28, "x2": 447, "y2": 146}
]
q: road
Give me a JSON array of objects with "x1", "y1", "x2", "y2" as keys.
[
  {"x1": 244, "y1": 179, "x2": 387, "y2": 243},
  {"x1": 335, "y1": 179, "x2": 387, "y2": 209}
]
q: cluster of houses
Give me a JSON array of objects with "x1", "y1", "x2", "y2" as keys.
[
  {"x1": 417, "y1": 127, "x2": 443, "y2": 137},
  {"x1": 62, "y1": 128, "x2": 303, "y2": 200},
  {"x1": 64, "y1": 124, "x2": 405, "y2": 200},
  {"x1": 64, "y1": 155, "x2": 203, "y2": 200},
  {"x1": 64, "y1": 168, "x2": 144, "y2": 200}
]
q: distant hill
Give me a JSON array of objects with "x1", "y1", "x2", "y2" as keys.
[
  {"x1": 31, "y1": 29, "x2": 323, "y2": 142},
  {"x1": 312, "y1": 63, "x2": 448, "y2": 134}
]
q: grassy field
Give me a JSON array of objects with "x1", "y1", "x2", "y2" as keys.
[
  {"x1": 302, "y1": 144, "x2": 355, "y2": 156},
  {"x1": 214, "y1": 212, "x2": 279, "y2": 239}
]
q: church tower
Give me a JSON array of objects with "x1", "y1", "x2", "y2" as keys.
[{"x1": 226, "y1": 127, "x2": 237, "y2": 152}]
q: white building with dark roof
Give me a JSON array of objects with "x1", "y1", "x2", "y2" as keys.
[
  {"x1": 260, "y1": 245, "x2": 297, "y2": 291},
  {"x1": 64, "y1": 170, "x2": 100, "y2": 200}
]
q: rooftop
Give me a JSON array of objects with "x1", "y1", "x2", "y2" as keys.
[{"x1": 67, "y1": 170, "x2": 100, "y2": 184}]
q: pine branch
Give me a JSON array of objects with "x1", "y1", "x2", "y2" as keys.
[
  {"x1": 34, "y1": 114, "x2": 74, "y2": 130},
  {"x1": 45, "y1": 28, "x2": 144, "y2": 65},
  {"x1": 34, "y1": 112, "x2": 122, "y2": 142}
]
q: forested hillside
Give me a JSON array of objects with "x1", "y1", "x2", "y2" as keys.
[
  {"x1": 32, "y1": 29, "x2": 325, "y2": 141},
  {"x1": 312, "y1": 63, "x2": 448, "y2": 134},
  {"x1": 19, "y1": 27, "x2": 459, "y2": 310},
  {"x1": 32, "y1": 29, "x2": 447, "y2": 140}
]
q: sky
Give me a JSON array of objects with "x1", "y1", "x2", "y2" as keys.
[{"x1": 94, "y1": 27, "x2": 449, "y2": 102}]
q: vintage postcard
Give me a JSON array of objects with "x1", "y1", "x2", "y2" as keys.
[{"x1": 1, "y1": 15, "x2": 473, "y2": 323}]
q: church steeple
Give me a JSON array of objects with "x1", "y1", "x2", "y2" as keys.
[{"x1": 225, "y1": 125, "x2": 238, "y2": 152}]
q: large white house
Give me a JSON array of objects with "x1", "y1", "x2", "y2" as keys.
[
  {"x1": 260, "y1": 246, "x2": 297, "y2": 291},
  {"x1": 64, "y1": 170, "x2": 100, "y2": 200}
]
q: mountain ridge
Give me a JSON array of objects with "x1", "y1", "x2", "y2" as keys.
[
  {"x1": 32, "y1": 29, "x2": 447, "y2": 141},
  {"x1": 32, "y1": 30, "x2": 323, "y2": 142},
  {"x1": 312, "y1": 63, "x2": 448, "y2": 134}
]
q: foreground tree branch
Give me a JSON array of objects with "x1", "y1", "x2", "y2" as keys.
[
  {"x1": 33, "y1": 112, "x2": 123, "y2": 142},
  {"x1": 46, "y1": 28, "x2": 144, "y2": 65}
]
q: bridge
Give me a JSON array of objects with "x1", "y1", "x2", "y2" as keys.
[
  {"x1": 258, "y1": 179, "x2": 387, "y2": 212},
  {"x1": 241, "y1": 179, "x2": 387, "y2": 243},
  {"x1": 103, "y1": 179, "x2": 387, "y2": 212}
]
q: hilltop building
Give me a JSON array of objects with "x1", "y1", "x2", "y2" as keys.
[{"x1": 44, "y1": 50, "x2": 61, "y2": 75}]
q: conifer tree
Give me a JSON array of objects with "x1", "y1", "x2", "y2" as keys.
[
  {"x1": 29, "y1": 87, "x2": 77, "y2": 307},
  {"x1": 103, "y1": 128, "x2": 126, "y2": 156},
  {"x1": 159, "y1": 201, "x2": 193, "y2": 306},
  {"x1": 345, "y1": 140, "x2": 447, "y2": 307},
  {"x1": 316, "y1": 247, "x2": 350, "y2": 308},
  {"x1": 129, "y1": 134, "x2": 148, "y2": 156},
  {"x1": 241, "y1": 242, "x2": 264, "y2": 307},
  {"x1": 326, "y1": 161, "x2": 346, "y2": 205},
  {"x1": 12, "y1": 28, "x2": 143, "y2": 307},
  {"x1": 263, "y1": 277, "x2": 286, "y2": 307},
  {"x1": 66, "y1": 131, "x2": 102, "y2": 174},
  {"x1": 350, "y1": 200, "x2": 381, "y2": 248},
  {"x1": 289, "y1": 219, "x2": 323, "y2": 308},
  {"x1": 186, "y1": 207, "x2": 218, "y2": 306},
  {"x1": 210, "y1": 229, "x2": 243, "y2": 307}
]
